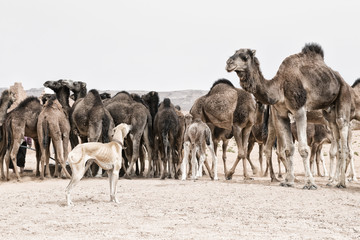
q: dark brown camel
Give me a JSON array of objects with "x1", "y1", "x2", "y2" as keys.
[
  {"x1": 105, "y1": 91, "x2": 154, "y2": 178},
  {"x1": 0, "y1": 90, "x2": 16, "y2": 179},
  {"x1": 154, "y1": 98, "x2": 180, "y2": 179},
  {"x1": 227, "y1": 43, "x2": 351, "y2": 189},
  {"x1": 69, "y1": 89, "x2": 114, "y2": 144},
  {"x1": 190, "y1": 79, "x2": 256, "y2": 180},
  {"x1": 3, "y1": 97, "x2": 42, "y2": 180},
  {"x1": 37, "y1": 95, "x2": 71, "y2": 179}
]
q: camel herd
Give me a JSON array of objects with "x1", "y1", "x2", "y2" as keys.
[{"x1": 0, "y1": 43, "x2": 359, "y2": 191}]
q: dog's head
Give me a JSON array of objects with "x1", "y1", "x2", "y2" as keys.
[{"x1": 112, "y1": 123, "x2": 132, "y2": 143}]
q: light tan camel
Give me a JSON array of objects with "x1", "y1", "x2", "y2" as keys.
[
  {"x1": 190, "y1": 79, "x2": 256, "y2": 180},
  {"x1": 227, "y1": 43, "x2": 351, "y2": 189},
  {"x1": 37, "y1": 95, "x2": 71, "y2": 179},
  {"x1": 181, "y1": 114, "x2": 218, "y2": 181}
]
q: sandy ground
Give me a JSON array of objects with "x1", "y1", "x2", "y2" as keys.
[{"x1": 1, "y1": 131, "x2": 360, "y2": 240}]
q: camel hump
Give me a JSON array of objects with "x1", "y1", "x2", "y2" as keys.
[
  {"x1": 351, "y1": 78, "x2": 360, "y2": 88},
  {"x1": 163, "y1": 98, "x2": 171, "y2": 107},
  {"x1": 301, "y1": 43, "x2": 324, "y2": 59},
  {"x1": 203, "y1": 88, "x2": 237, "y2": 130},
  {"x1": 209, "y1": 79, "x2": 234, "y2": 93}
]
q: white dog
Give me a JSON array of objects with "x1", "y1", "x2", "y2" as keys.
[{"x1": 65, "y1": 123, "x2": 131, "y2": 206}]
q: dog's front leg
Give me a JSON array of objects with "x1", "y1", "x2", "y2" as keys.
[{"x1": 109, "y1": 168, "x2": 120, "y2": 203}]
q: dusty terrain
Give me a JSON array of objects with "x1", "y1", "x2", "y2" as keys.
[{"x1": 1, "y1": 131, "x2": 360, "y2": 240}]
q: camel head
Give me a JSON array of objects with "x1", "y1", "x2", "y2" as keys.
[
  {"x1": 61, "y1": 80, "x2": 86, "y2": 93},
  {"x1": 1, "y1": 90, "x2": 16, "y2": 108},
  {"x1": 226, "y1": 49, "x2": 257, "y2": 93},
  {"x1": 43, "y1": 80, "x2": 63, "y2": 91}
]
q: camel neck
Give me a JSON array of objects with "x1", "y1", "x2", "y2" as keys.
[
  {"x1": 55, "y1": 88, "x2": 70, "y2": 110},
  {"x1": 74, "y1": 88, "x2": 87, "y2": 101},
  {"x1": 250, "y1": 63, "x2": 281, "y2": 105}
]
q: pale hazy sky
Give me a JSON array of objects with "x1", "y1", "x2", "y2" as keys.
[{"x1": 0, "y1": 0, "x2": 359, "y2": 91}]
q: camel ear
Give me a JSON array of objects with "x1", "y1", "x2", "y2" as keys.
[{"x1": 251, "y1": 50, "x2": 256, "y2": 56}]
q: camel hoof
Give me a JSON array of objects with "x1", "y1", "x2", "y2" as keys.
[
  {"x1": 271, "y1": 177, "x2": 280, "y2": 182},
  {"x1": 303, "y1": 184, "x2": 317, "y2": 190},
  {"x1": 225, "y1": 171, "x2": 234, "y2": 180},
  {"x1": 244, "y1": 176, "x2": 253, "y2": 180},
  {"x1": 280, "y1": 182, "x2": 294, "y2": 188},
  {"x1": 124, "y1": 174, "x2": 132, "y2": 180},
  {"x1": 277, "y1": 174, "x2": 283, "y2": 179},
  {"x1": 336, "y1": 183, "x2": 346, "y2": 189}
]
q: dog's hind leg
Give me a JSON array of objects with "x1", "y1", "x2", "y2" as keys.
[{"x1": 65, "y1": 165, "x2": 85, "y2": 206}]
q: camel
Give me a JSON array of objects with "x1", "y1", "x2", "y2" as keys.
[
  {"x1": 68, "y1": 89, "x2": 114, "y2": 145},
  {"x1": 37, "y1": 95, "x2": 71, "y2": 179},
  {"x1": 181, "y1": 115, "x2": 218, "y2": 181},
  {"x1": 226, "y1": 43, "x2": 351, "y2": 189},
  {"x1": 105, "y1": 91, "x2": 154, "y2": 178},
  {"x1": 3, "y1": 97, "x2": 42, "y2": 180},
  {"x1": 43, "y1": 80, "x2": 72, "y2": 114},
  {"x1": 291, "y1": 122, "x2": 332, "y2": 177},
  {"x1": 0, "y1": 90, "x2": 16, "y2": 179},
  {"x1": 190, "y1": 79, "x2": 256, "y2": 180},
  {"x1": 153, "y1": 98, "x2": 180, "y2": 179},
  {"x1": 43, "y1": 79, "x2": 81, "y2": 148}
]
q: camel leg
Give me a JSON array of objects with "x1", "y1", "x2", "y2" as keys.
[
  {"x1": 125, "y1": 134, "x2": 141, "y2": 179},
  {"x1": 275, "y1": 114, "x2": 295, "y2": 188},
  {"x1": 33, "y1": 140, "x2": 41, "y2": 177},
  {"x1": 53, "y1": 138, "x2": 71, "y2": 179},
  {"x1": 317, "y1": 144, "x2": 328, "y2": 177},
  {"x1": 246, "y1": 135, "x2": 258, "y2": 176},
  {"x1": 309, "y1": 143, "x2": 317, "y2": 176},
  {"x1": 142, "y1": 127, "x2": 154, "y2": 178},
  {"x1": 0, "y1": 140, "x2": 7, "y2": 180},
  {"x1": 258, "y1": 144, "x2": 264, "y2": 176},
  {"x1": 197, "y1": 151, "x2": 205, "y2": 178},
  {"x1": 191, "y1": 146, "x2": 198, "y2": 180},
  {"x1": 328, "y1": 136, "x2": 337, "y2": 181},
  {"x1": 221, "y1": 140, "x2": 228, "y2": 176},
  {"x1": 9, "y1": 139, "x2": 22, "y2": 181},
  {"x1": 336, "y1": 118, "x2": 350, "y2": 188},
  {"x1": 294, "y1": 107, "x2": 316, "y2": 189},
  {"x1": 346, "y1": 130, "x2": 357, "y2": 182},
  {"x1": 181, "y1": 141, "x2": 190, "y2": 180},
  {"x1": 207, "y1": 142, "x2": 218, "y2": 180},
  {"x1": 225, "y1": 126, "x2": 243, "y2": 180},
  {"x1": 263, "y1": 110, "x2": 278, "y2": 182}
]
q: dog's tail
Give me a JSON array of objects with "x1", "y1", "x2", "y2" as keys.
[{"x1": 67, "y1": 146, "x2": 84, "y2": 165}]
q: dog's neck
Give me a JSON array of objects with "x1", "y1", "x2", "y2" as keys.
[{"x1": 112, "y1": 139, "x2": 125, "y2": 148}]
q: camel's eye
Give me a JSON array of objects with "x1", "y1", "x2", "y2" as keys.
[{"x1": 240, "y1": 55, "x2": 248, "y2": 61}]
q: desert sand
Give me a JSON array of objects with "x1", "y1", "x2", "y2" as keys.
[{"x1": 1, "y1": 131, "x2": 360, "y2": 240}]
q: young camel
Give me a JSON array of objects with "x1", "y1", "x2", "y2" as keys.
[
  {"x1": 181, "y1": 114, "x2": 218, "y2": 181},
  {"x1": 227, "y1": 43, "x2": 351, "y2": 189},
  {"x1": 37, "y1": 95, "x2": 71, "y2": 179}
]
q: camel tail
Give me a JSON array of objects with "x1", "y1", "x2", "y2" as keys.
[
  {"x1": 205, "y1": 127, "x2": 211, "y2": 146},
  {"x1": 301, "y1": 43, "x2": 324, "y2": 59},
  {"x1": 101, "y1": 114, "x2": 111, "y2": 143},
  {"x1": 42, "y1": 121, "x2": 50, "y2": 148},
  {"x1": 262, "y1": 105, "x2": 269, "y2": 140},
  {"x1": 146, "y1": 112, "x2": 154, "y2": 147},
  {"x1": 6, "y1": 124, "x2": 12, "y2": 150}
]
